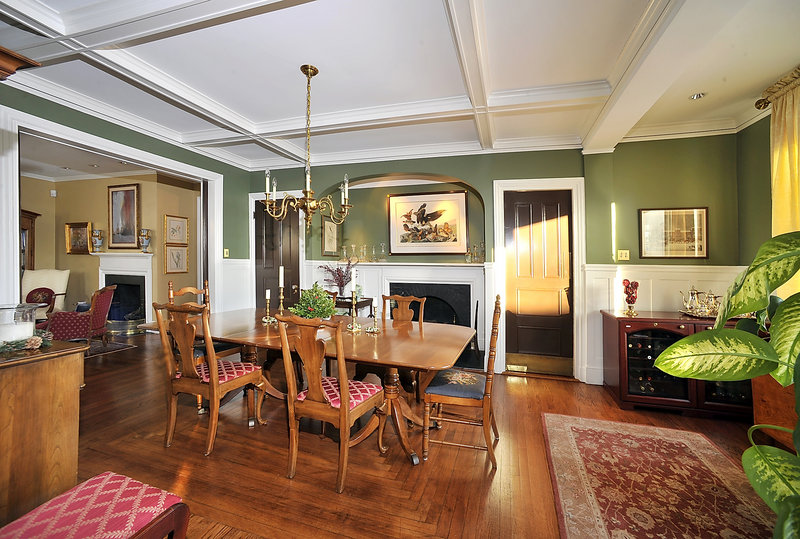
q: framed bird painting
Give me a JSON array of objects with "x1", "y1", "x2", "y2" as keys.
[{"x1": 387, "y1": 190, "x2": 468, "y2": 254}]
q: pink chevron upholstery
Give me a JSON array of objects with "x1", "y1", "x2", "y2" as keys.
[
  {"x1": 194, "y1": 360, "x2": 260, "y2": 383},
  {"x1": 297, "y1": 377, "x2": 382, "y2": 409},
  {"x1": 0, "y1": 471, "x2": 183, "y2": 539}
]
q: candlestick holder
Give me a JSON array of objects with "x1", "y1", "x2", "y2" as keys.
[
  {"x1": 262, "y1": 298, "x2": 277, "y2": 324},
  {"x1": 279, "y1": 287, "x2": 285, "y2": 313},
  {"x1": 347, "y1": 290, "x2": 361, "y2": 333},
  {"x1": 365, "y1": 314, "x2": 380, "y2": 334}
]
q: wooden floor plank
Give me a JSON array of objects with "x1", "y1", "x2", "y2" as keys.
[{"x1": 76, "y1": 333, "x2": 754, "y2": 538}]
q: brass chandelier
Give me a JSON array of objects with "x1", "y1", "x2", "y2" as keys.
[{"x1": 264, "y1": 64, "x2": 351, "y2": 230}]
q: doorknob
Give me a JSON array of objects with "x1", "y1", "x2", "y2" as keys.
[{"x1": 291, "y1": 284, "x2": 299, "y2": 294}]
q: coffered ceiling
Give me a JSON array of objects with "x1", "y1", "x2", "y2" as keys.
[{"x1": 3, "y1": 0, "x2": 799, "y2": 178}]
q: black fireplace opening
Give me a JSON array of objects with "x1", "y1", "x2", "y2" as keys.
[
  {"x1": 388, "y1": 282, "x2": 481, "y2": 369},
  {"x1": 105, "y1": 274, "x2": 145, "y2": 321}
]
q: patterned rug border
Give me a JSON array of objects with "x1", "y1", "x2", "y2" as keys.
[
  {"x1": 542, "y1": 413, "x2": 773, "y2": 538},
  {"x1": 85, "y1": 341, "x2": 136, "y2": 359}
]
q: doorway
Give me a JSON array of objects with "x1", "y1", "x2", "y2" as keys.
[
  {"x1": 504, "y1": 189, "x2": 573, "y2": 377},
  {"x1": 254, "y1": 200, "x2": 301, "y2": 308}
]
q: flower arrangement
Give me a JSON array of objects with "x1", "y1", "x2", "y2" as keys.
[
  {"x1": 319, "y1": 260, "x2": 357, "y2": 296},
  {"x1": 289, "y1": 282, "x2": 335, "y2": 319}
]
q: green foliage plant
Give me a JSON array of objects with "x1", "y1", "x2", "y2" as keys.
[
  {"x1": 655, "y1": 231, "x2": 800, "y2": 536},
  {"x1": 288, "y1": 282, "x2": 335, "y2": 319}
]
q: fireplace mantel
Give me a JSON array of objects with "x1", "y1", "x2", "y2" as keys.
[{"x1": 91, "y1": 252, "x2": 154, "y2": 323}]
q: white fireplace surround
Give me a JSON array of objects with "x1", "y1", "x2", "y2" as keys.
[{"x1": 91, "y1": 252, "x2": 154, "y2": 323}]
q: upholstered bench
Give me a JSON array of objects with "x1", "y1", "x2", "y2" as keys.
[{"x1": 0, "y1": 471, "x2": 188, "y2": 539}]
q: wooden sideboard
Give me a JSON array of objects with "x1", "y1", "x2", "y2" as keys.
[
  {"x1": 0, "y1": 341, "x2": 87, "y2": 525},
  {"x1": 602, "y1": 311, "x2": 752, "y2": 418}
]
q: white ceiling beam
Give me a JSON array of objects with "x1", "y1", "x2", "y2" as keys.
[
  {"x1": 582, "y1": 0, "x2": 749, "y2": 153},
  {"x1": 444, "y1": 0, "x2": 493, "y2": 149}
]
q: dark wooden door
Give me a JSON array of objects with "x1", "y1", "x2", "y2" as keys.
[
  {"x1": 255, "y1": 200, "x2": 300, "y2": 308},
  {"x1": 504, "y1": 190, "x2": 573, "y2": 357}
]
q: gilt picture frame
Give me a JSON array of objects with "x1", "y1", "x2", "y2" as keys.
[
  {"x1": 65, "y1": 221, "x2": 91, "y2": 254},
  {"x1": 322, "y1": 218, "x2": 338, "y2": 256},
  {"x1": 388, "y1": 190, "x2": 468, "y2": 254},
  {"x1": 639, "y1": 207, "x2": 708, "y2": 259},
  {"x1": 165, "y1": 245, "x2": 189, "y2": 274},
  {"x1": 108, "y1": 184, "x2": 140, "y2": 249},
  {"x1": 164, "y1": 214, "x2": 188, "y2": 245}
]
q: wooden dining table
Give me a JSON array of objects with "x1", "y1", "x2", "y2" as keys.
[{"x1": 143, "y1": 308, "x2": 475, "y2": 465}]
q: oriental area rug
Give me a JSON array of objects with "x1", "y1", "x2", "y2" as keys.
[
  {"x1": 85, "y1": 340, "x2": 136, "y2": 359},
  {"x1": 543, "y1": 414, "x2": 773, "y2": 538}
]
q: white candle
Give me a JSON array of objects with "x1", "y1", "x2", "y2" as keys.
[
  {"x1": 265, "y1": 170, "x2": 270, "y2": 193},
  {"x1": 279, "y1": 266, "x2": 284, "y2": 287},
  {"x1": 340, "y1": 183, "x2": 345, "y2": 205},
  {"x1": 343, "y1": 174, "x2": 349, "y2": 201},
  {"x1": 272, "y1": 178, "x2": 277, "y2": 200},
  {"x1": 305, "y1": 167, "x2": 311, "y2": 192},
  {"x1": 266, "y1": 289, "x2": 270, "y2": 300}
]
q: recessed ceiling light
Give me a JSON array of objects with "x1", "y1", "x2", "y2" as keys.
[
  {"x1": 689, "y1": 92, "x2": 705, "y2": 100},
  {"x1": 119, "y1": 161, "x2": 128, "y2": 165},
  {"x1": 61, "y1": 166, "x2": 70, "y2": 170},
  {"x1": 90, "y1": 164, "x2": 99, "y2": 168}
]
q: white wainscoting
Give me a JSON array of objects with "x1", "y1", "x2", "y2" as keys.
[
  {"x1": 304, "y1": 261, "x2": 488, "y2": 351},
  {"x1": 583, "y1": 264, "x2": 746, "y2": 385},
  {"x1": 220, "y1": 259, "x2": 253, "y2": 312}
]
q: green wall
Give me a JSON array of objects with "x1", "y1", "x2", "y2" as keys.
[
  {"x1": 736, "y1": 117, "x2": 772, "y2": 263},
  {"x1": 0, "y1": 84, "x2": 253, "y2": 258}
]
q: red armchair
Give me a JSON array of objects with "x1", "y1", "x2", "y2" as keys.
[{"x1": 38, "y1": 285, "x2": 116, "y2": 344}]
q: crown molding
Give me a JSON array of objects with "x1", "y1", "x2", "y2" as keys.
[
  {"x1": 493, "y1": 134, "x2": 582, "y2": 151},
  {"x1": 488, "y1": 81, "x2": 610, "y2": 109},
  {"x1": 623, "y1": 117, "x2": 738, "y2": 142}
]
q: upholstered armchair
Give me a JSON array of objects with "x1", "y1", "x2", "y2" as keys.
[
  {"x1": 38, "y1": 285, "x2": 116, "y2": 344},
  {"x1": 21, "y1": 269, "x2": 70, "y2": 320}
]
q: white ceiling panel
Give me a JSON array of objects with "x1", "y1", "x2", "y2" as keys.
[{"x1": 0, "y1": 0, "x2": 797, "y2": 173}]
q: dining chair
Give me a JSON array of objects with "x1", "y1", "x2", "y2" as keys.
[
  {"x1": 383, "y1": 294, "x2": 426, "y2": 401},
  {"x1": 423, "y1": 294, "x2": 501, "y2": 468},
  {"x1": 168, "y1": 280, "x2": 242, "y2": 413},
  {"x1": 153, "y1": 300, "x2": 268, "y2": 455},
  {"x1": 275, "y1": 313, "x2": 387, "y2": 493}
]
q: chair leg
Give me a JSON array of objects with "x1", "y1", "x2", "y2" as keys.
[
  {"x1": 287, "y1": 416, "x2": 299, "y2": 480},
  {"x1": 204, "y1": 397, "x2": 220, "y2": 456},
  {"x1": 336, "y1": 423, "x2": 350, "y2": 493},
  {"x1": 165, "y1": 392, "x2": 178, "y2": 448},
  {"x1": 490, "y1": 405, "x2": 499, "y2": 439},
  {"x1": 423, "y1": 401, "x2": 431, "y2": 462},
  {"x1": 246, "y1": 384, "x2": 256, "y2": 428},
  {"x1": 195, "y1": 394, "x2": 205, "y2": 414},
  {"x1": 255, "y1": 379, "x2": 268, "y2": 426},
  {"x1": 483, "y1": 403, "x2": 497, "y2": 469}
]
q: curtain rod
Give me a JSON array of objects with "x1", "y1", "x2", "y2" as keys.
[{"x1": 755, "y1": 64, "x2": 800, "y2": 110}]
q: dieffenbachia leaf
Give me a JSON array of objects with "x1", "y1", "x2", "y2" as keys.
[
  {"x1": 775, "y1": 496, "x2": 800, "y2": 539},
  {"x1": 655, "y1": 328, "x2": 778, "y2": 380},
  {"x1": 716, "y1": 232, "x2": 800, "y2": 323},
  {"x1": 768, "y1": 293, "x2": 800, "y2": 387},
  {"x1": 743, "y1": 444, "x2": 800, "y2": 513}
]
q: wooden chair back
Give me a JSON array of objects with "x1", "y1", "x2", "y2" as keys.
[
  {"x1": 153, "y1": 301, "x2": 215, "y2": 384},
  {"x1": 382, "y1": 294, "x2": 425, "y2": 322},
  {"x1": 275, "y1": 314, "x2": 347, "y2": 412},
  {"x1": 88, "y1": 285, "x2": 116, "y2": 337},
  {"x1": 168, "y1": 280, "x2": 211, "y2": 313},
  {"x1": 484, "y1": 295, "x2": 502, "y2": 398}
]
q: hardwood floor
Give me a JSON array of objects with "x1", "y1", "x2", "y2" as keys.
[{"x1": 78, "y1": 333, "x2": 754, "y2": 538}]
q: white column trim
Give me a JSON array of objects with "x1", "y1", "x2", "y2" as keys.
[
  {"x1": 492, "y1": 177, "x2": 587, "y2": 379},
  {"x1": 0, "y1": 104, "x2": 224, "y2": 312}
]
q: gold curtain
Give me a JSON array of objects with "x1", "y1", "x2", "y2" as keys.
[{"x1": 769, "y1": 71, "x2": 800, "y2": 296}]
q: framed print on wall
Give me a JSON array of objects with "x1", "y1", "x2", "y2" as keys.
[
  {"x1": 322, "y1": 218, "x2": 338, "y2": 256},
  {"x1": 165, "y1": 245, "x2": 189, "y2": 274},
  {"x1": 164, "y1": 214, "x2": 188, "y2": 245},
  {"x1": 639, "y1": 207, "x2": 708, "y2": 258},
  {"x1": 65, "y1": 221, "x2": 91, "y2": 254},
  {"x1": 387, "y1": 190, "x2": 468, "y2": 254},
  {"x1": 108, "y1": 184, "x2": 140, "y2": 248}
]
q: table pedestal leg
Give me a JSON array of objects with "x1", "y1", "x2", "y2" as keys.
[
  {"x1": 243, "y1": 345, "x2": 285, "y2": 400},
  {"x1": 384, "y1": 368, "x2": 420, "y2": 465}
]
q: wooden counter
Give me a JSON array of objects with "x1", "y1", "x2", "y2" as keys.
[{"x1": 0, "y1": 341, "x2": 87, "y2": 525}]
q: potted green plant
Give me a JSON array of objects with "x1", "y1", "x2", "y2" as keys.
[
  {"x1": 655, "y1": 231, "x2": 800, "y2": 536},
  {"x1": 289, "y1": 282, "x2": 336, "y2": 319}
]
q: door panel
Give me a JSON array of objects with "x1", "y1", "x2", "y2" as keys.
[
  {"x1": 505, "y1": 190, "x2": 573, "y2": 358},
  {"x1": 255, "y1": 200, "x2": 300, "y2": 308}
]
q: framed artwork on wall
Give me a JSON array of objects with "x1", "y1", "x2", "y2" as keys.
[
  {"x1": 65, "y1": 221, "x2": 91, "y2": 254},
  {"x1": 639, "y1": 207, "x2": 708, "y2": 258},
  {"x1": 108, "y1": 184, "x2": 140, "y2": 249},
  {"x1": 387, "y1": 190, "x2": 468, "y2": 254},
  {"x1": 165, "y1": 245, "x2": 189, "y2": 273},
  {"x1": 164, "y1": 214, "x2": 188, "y2": 245},
  {"x1": 322, "y1": 218, "x2": 338, "y2": 256}
]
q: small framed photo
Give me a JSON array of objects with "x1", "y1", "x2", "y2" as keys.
[
  {"x1": 65, "y1": 221, "x2": 91, "y2": 254},
  {"x1": 164, "y1": 214, "x2": 189, "y2": 245},
  {"x1": 388, "y1": 190, "x2": 468, "y2": 254},
  {"x1": 322, "y1": 218, "x2": 338, "y2": 256},
  {"x1": 639, "y1": 207, "x2": 708, "y2": 258},
  {"x1": 108, "y1": 184, "x2": 140, "y2": 249},
  {"x1": 165, "y1": 245, "x2": 189, "y2": 273}
]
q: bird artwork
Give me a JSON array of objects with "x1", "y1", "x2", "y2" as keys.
[{"x1": 397, "y1": 201, "x2": 456, "y2": 244}]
